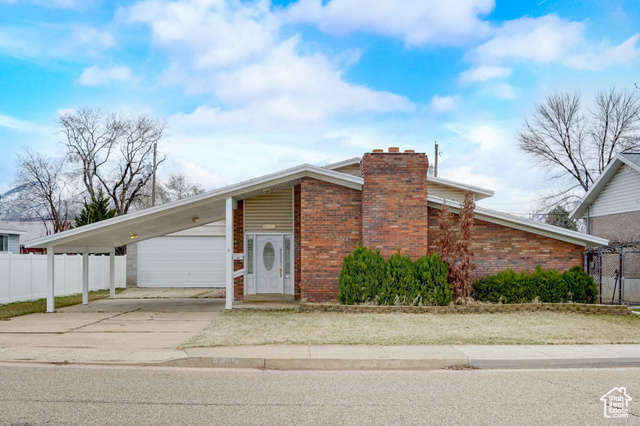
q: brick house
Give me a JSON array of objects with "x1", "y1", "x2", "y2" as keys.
[{"x1": 28, "y1": 148, "x2": 607, "y2": 311}]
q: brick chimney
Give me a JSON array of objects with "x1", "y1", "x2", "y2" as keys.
[{"x1": 360, "y1": 148, "x2": 429, "y2": 259}]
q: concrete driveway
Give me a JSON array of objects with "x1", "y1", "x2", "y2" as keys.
[{"x1": 0, "y1": 288, "x2": 225, "y2": 364}]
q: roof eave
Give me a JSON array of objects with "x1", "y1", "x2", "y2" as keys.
[
  {"x1": 26, "y1": 164, "x2": 364, "y2": 250},
  {"x1": 428, "y1": 195, "x2": 608, "y2": 247}
]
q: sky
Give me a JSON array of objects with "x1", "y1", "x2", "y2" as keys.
[{"x1": 0, "y1": 0, "x2": 638, "y2": 216}]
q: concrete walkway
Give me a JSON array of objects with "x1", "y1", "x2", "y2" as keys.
[{"x1": 1, "y1": 290, "x2": 639, "y2": 370}]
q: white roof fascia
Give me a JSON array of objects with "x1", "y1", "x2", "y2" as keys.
[
  {"x1": 429, "y1": 176, "x2": 495, "y2": 200},
  {"x1": 428, "y1": 195, "x2": 608, "y2": 247},
  {"x1": 26, "y1": 164, "x2": 364, "y2": 250},
  {"x1": 570, "y1": 154, "x2": 640, "y2": 219},
  {"x1": 0, "y1": 228, "x2": 27, "y2": 235},
  {"x1": 322, "y1": 157, "x2": 361, "y2": 170}
]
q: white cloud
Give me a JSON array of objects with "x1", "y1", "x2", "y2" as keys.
[
  {"x1": 467, "y1": 14, "x2": 640, "y2": 71},
  {"x1": 72, "y1": 26, "x2": 116, "y2": 49},
  {"x1": 79, "y1": 65, "x2": 134, "y2": 86},
  {"x1": 128, "y1": 0, "x2": 412, "y2": 128},
  {"x1": 460, "y1": 65, "x2": 511, "y2": 83},
  {"x1": 0, "y1": 113, "x2": 49, "y2": 133},
  {"x1": 487, "y1": 83, "x2": 517, "y2": 100},
  {"x1": 284, "y1": 0, "x2": 494, "y2": 46},
  {"x1": 129, "y1": 0, "x2": 278, "y2": 71},
  {"x1": 440, "y1": 121, "x2": 549, "y2": 213},
  {"x1": 444, "y1": 166, "x2": 496, "y2": 191},
  {"x1": 564, "y1": 34, "x2": 640, "y2": 71},
  {"x1": 429, "y1": 95, "x2": 459, "y2": 113},
  {"x1": 473, "y1": 15, "x2": 584, "y2": 64},
  {"x1": 0, "y1": 23, "x2": 115, "y2": 60}
]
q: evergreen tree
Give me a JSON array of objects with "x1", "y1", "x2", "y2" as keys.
[
  {"x1": 74, "y1": 189, "x2": 115, "y2": 227},
  {"x1": 546, "y1": 206, "x2": 578, "y2": 231}
]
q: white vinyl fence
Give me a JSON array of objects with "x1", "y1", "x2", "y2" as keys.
[{"x1": 0, "y1": 253, "x2": 126, "y2": 305}]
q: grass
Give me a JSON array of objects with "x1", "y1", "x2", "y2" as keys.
[
  {"x1": 0, "y1": 289, "x2": 124, "y2": 321},
  {"x1": 183, "y1": 310, "x2": 640, "y2": 347}
]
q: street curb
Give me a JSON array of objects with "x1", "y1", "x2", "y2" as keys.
[
  {"x1": 469, "y1": 357, "x2": 640, "y2": 369},
  {"x1": 157, "y1": 356, "x2": 469, "y2": 370},
  {"x1": 3, "y1": 356, "x2": 640, "y2": 370}
]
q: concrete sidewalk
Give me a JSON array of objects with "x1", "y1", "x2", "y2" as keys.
[{"x1": 1, "y1": 293, "x2": 639, "y2": 370}]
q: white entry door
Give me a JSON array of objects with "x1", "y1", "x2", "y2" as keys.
[{"x1": 256, "y1": 235, "x2": 282, "y2": 293}]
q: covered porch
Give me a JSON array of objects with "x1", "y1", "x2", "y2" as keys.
[{"x1": 25, "y1": 164, "x2": 362, "y2": 312}]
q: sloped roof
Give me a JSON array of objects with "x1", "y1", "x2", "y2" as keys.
[
  {"x1": 429, "y1": 196, "x2": 607, "y2": 247},
  {"x1": 27, "y1": 158, "x2": 605, "y2": 253},
  {"x1": 570, "y1": 152, "x2": 640, "y2": 219},
  {"x1": 26, "y1": 164, "x2": 363, "y2": 253},
  {"x1": 0, "y1": 220, "x2": 27, "y2": 235}
]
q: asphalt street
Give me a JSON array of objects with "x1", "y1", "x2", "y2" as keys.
[{"x1": 0, "y1": 363, "x2": 638, "y2": 425}]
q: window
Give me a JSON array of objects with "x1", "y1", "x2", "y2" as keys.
[
  {"x1": 0, "y1": 235, "x2": 7, "y2": 252},
  {"x1": 284, "y1": 236, "x2": 291, "y2": 276},
  {"x1": 263, "y1": 242, "x2": 275, "y2": 271},
  {"x1": 247, "y1": 237, "x2": 254, "y2": 274}
]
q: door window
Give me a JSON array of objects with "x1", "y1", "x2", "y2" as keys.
[{"x1": 263, "y1": 242, "x2": 275, "y2": 271}]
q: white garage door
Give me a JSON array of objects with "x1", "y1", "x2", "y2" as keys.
[{"x1": 137, "y1": 236, "x2": 226, "y2": 287}]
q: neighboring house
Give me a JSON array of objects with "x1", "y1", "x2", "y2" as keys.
[
  {"x1": 570, "y1": 152, "x2": 640, "y2": 241},
  {"x1": 0, "y1": 221, "x2": 27, "y2": 254},
  {"x1": 27, "y1": 148, "x2": 607, "y2": 308}
]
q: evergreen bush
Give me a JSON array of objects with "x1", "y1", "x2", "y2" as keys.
[
  {"x1": 338, "y1": 247, "x2": 453, "y2": 306},
  {"x1": 338, "y1": 246, "x2": 386, "y2": 305},
  {"x1": 472, "y1": 265, "x2": 598, "y2": 304},
  {"x1": 414, "y1": 253, "x2": 451, "y2": 306},
  {"x1": 562, "y1": 266, "x2": 598, "y2": 303}
]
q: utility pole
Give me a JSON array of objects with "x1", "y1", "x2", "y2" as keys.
[
  {"x1": 434, "y1": 142, "x2": 439, "y2": 177},
  {"x1": 151, "y1": 142, "x2": 157, "y2": 207}
]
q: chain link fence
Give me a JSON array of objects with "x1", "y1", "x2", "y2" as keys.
[{"x1": 585, "y1": 248, "x2": 640, "y2": 305}]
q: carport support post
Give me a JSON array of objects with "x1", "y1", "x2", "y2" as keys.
[
  {"x1": 82, "y1": 252, "x2": 89, "y2": 305},
  {"x1": 46, "y1": 246, "x2": 55, "y2": 313},
  {"x1": 110, "y1": 251, "x2": 115, "y2": 299},
  {"x1": 225, "y1": 196, "x2": 233, "y2": 310}
]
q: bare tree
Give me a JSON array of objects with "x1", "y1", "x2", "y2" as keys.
[
  {"x1": 518, "y1": 86, "x2": 640, "y2": 206},
  {"x1": 161, "y1": 174, "x2": 206, "y2": 201},
  {"x1": 59, "y1": 108, "x2": 123, "y2": 201},
  {"x1": 59, "y1": 109, "x2": 167, "y2": 216},
  {"x1": 14, "y1": 150, "x2": 74, "y2": 234}
]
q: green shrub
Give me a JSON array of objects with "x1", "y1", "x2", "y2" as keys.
[
  {"x1": 382, "y1": 251, "x2": 417, "y2": 305},
  {"x1": 414, "y1": 253, "x2": 451, "y2": 306},
  {"x1": 472, "y1": 265, "x2": 598, "y2": 304},
  {"x1": 338, "y1": 247, "x2": 453, "y2": 306},
  {"x1": 530, "y1": 265, "x2": 567, "y2": 303},
  {"x1": 338, "y1": 246, "x2": 386, "y2": 305},
  {"x1": 472, "y1": 268, "x2": 528, "y2": 303},
  {"x1": 562, "y1": 266, "x2": 598, "y2": 303}
]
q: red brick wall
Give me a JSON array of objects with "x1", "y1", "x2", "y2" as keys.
[
  {"x1": 233, "y1": 200, "x2": 244, "y2": 301},
  {"x1": 427, "y1": 207, "x2": 584, "y2": 279},
  {"x1": 300, "y1": 177, "x2": 362, "y2": 302},
  {"x1": 361, "y1": 152, "x2": 429, "y2": 259},
  {"x1": 294, "y1": 184, "x2": 301, "y2": 300}
]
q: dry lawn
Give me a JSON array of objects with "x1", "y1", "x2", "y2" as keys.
[{"x1": 183, "y1": 310, "x2": 640, "y2": 347}]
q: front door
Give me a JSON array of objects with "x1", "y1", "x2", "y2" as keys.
[{"x1": 256, "y1": 235, "x2": 282, "y2": 294}]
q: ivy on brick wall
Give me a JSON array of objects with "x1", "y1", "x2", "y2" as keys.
[{"x1": 338, "y1": 246, "x2": 452, "y2": 306}]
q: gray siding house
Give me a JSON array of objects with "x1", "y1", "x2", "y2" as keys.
[
  {"x1": 571, "y1": 152, "x2": 640, "y2": 241},
  {"x1": 0, "y1": 221, "x2": 27, "y2": 254}
]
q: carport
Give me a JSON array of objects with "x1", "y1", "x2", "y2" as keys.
[{"x1": 25, "y1": 163, "x2": 362, "y2": 312}]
